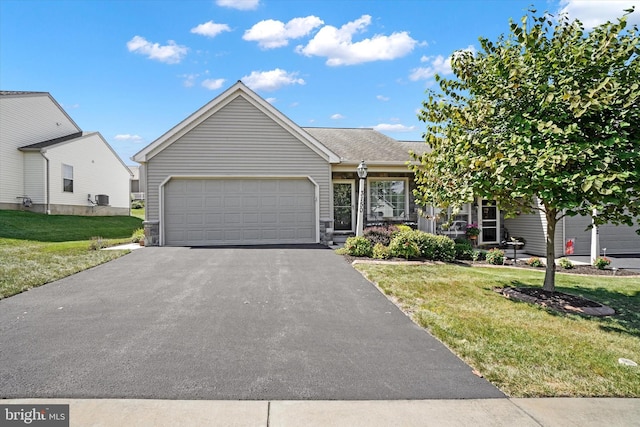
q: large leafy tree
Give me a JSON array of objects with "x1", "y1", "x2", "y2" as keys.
[{"x1": 411, "y1": 9, "x2": 640, "y2": 291}]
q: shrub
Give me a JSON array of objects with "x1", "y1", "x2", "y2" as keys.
[
  {"x1": 396, "y1": 224, "x2": 413, "y2": 232},
  {"x1": 343, "y1": 236, "x2": 373, "y2": 257},
  {"x1": 131, "y1": 200, "x2": 145, "y2": 209},
  {"x1": 454, "y1": 240, "x2": 474, "y2": 260},
  {"x1": 525, "y1": 257, "x2": 544, "y2": 267},
  {"x1": 472, "y1": 250, "x2": 486, "y2": 262},
  {"x1": 372, "y1": 243, "x2": 391, "y2": 259},
  {"x1": 558, "y1": 257, "x2": 574, "y2": 269},
  {"x1": 89, "y1": 236, "x2": 109, "y2": 250},
  {"x1": 594, "y1": 256, "x2": 611, "y2": 270},
  {"x1": 363, "y1": 225, "x2": 398, "y2": 247},
  {"x1": 389, "y1": 237, "x2": 420, "y2": 259},
  {"x1": 389, "y1": 230, "x2": 455, "y2": 261},
  {"x1": 485, "y1": 248, "x2": 505, "y2": 265},
  {"x1": 131, "y1": 228, "x2": 145, "y2": 243}
]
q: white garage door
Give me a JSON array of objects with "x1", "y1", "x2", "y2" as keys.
[{"x1": 164, "y1": 178, "x2": 316, "y2": 246}]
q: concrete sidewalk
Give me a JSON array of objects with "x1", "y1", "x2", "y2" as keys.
[{"x1": 3, "y1": 398, "x2": 638, "y2": 426}]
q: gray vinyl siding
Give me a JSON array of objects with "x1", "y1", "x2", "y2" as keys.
[
  {"x1": 503, "y1": 200, "x2": 564, "y2": 257},
  {"x1": 146, "y1": 96, "x2": 331, "y2": 222},
  {"x1": 0, "y1": 94, "x2": 79, "y2": 204},
  {"x1": 565, "y1": 215, "x2": 640, "y2": 255}
]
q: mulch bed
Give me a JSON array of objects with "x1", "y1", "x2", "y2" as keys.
[{"x1": 497, "y1": 286, "x2": 616, "y2": 317}]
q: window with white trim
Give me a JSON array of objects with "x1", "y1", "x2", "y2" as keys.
[
  {"x1": 367, "y1": 178, "x2": 408, "y2": 219},
  {"x1": 62, "y1": 164, "x2": 74, "y2": 193}
]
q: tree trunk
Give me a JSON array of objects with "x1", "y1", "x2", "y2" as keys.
[{"x1": 543, "y1": 207, "x2": 558, "y2": 292}]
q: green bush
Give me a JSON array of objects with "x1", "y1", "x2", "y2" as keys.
[
  {"x1": 558, "y1": 257, "x2": 574, "y2": 269},
  {"x1": 388, "y1": 230, "x2": 455, "y2": 261},
  {"x1": 131, "y1": 200, "x2": 145, "y2": 209},
  {"x1": 372, "y1": 243, "x2": 391, "y2": 259},
  {"x1": 363, "y1": 225, "x2": 398, "y2": 247},
  {"x1": 593, "y1": 257, "x2": 611, "y2": 270},
  {"x1": 525, "y1": 257, "x2": 544, "y2": 267},
  {"x1": 388, "y1": 233, "x2": 421, "y2": 259},
  {"x1": 416, "y1": 233, "x2": 456, "y2": 261},
  {"x1": 485, "y1": 248, "x2": 505, "y2": 265},
  {"x1": 343, "y1": 236, "x2": 373, "y2": 257},
  {"x1": 454, "y1": 240, "x2": 474, "y2": 260},
  {"x1": 396, "y1": 224, "x2": 413, "y2": 232},
  {"x1": 472, "y1": 250, "x2": 486, "y2": 261},
  {"x1": 131, "y1": 228, "x2": 145, "y2": 243}
]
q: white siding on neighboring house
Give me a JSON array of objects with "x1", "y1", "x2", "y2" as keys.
[
  {"x1": 145, "y1": 96, "x2": 332, "y2": 223},
  {"x1": 22, "y1": 152, "x2": 45, "y2": 204},
  {"x1": 0, "y1": 93, "x2": 79, "y2": 205},
  {"x1": 45, "y1": 133, "x2": 131, "y2": 211}
]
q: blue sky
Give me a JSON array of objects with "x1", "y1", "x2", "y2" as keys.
[{"x1": 1, "y1": 0, "x2": 638, "y2": 165}]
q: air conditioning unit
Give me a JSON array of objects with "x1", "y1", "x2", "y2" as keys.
[{"x1": 95, "y1": 194, "x2": 109, "y2": 206}]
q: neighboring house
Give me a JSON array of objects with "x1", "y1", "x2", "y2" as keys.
[
  {"x1": 129, "y1": 165, "x2": 145, "y2": 201},
  {"x1": 132, "y1": 81, "x2": 639, "y2": 255},
  {"x1": 0, "y1": 91, "x2": 132, "y2": 215}
]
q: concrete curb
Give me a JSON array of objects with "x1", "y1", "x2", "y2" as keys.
[{"x1": 3, "y1": 398, "x2": 638, "y2": 426}]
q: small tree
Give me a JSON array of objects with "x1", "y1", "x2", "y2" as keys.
[{"x1": 412, "y1": 9, "x2": 640, "y2": 291}]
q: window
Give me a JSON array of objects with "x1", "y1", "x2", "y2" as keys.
[
  {"x1": 368, "y1": 179, "x2": 407, "y2": 219},
  {"x1": 434, "y1": 204, "x2": 471, "y2": 237},
  {"x1": 62, "y1": 164, "x2": 73, "y2": 193}
]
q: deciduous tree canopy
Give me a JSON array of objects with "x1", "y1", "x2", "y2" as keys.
[{"x1": 411, "y1": 9, "x2": 640, "y2": 291}]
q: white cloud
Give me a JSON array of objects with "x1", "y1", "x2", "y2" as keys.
[
  {"x1": 126, "y1": 35, "x2": 188, "y2": 64},
  {"x1": 409, "y1": 45, "x2": 475, "y2": 81},
  {"x1": 265, "y1": 97, "x2": 277, "y2": 104},
  {"x1": 373, "y1": 123, "x2": 417, "y2": 133},
  {"x1": 181, "y1": 73, "x2": 199, "y2": 87},
  {"x1": 191, "y1": 21, "x2": 231, "y2": 38},
  {"x1": 376, "y1": 95, "x2": 390, "y2": 101},
  {"x1": 202, "y1": 78, "x2": 226, "y2": 90},
  {"x1": 216, "y1": 0, "x2": 259, "y2": 10},
  {"x1": 557, "y1": 0, "x2": 640, "y2": 28},
  {"x1": 409, "y1": 55, "x2": 451, "y2": 81},
  {"x1": 296, "y1": 15, "x2": 417, "y2": 66},
  {"x1": 331, "y1": 113, "x2": 344, "y2": 119},
  {"x1": 241, "y1": 69, "x2": 305, "y2": 91},
  {"x1": 243, "y1": 16, "x2": 324, "y2": 49},
  {"x1": 114, "y1": 134, "x2": 143, "y2": 142}
]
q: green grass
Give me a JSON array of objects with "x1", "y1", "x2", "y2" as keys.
[
  {"x1": 355, "y1": 263, "x2": 640, "y2": 397},
  {"x1": 131, "y1": 207, "x2": 145, "y2": 220},
  {"x1": 0, "y1": 210, "x2": 143, "y2": 298}
]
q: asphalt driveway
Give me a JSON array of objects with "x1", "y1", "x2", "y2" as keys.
[{"x1": 0, "y1": 246, "x2": 503, "y2": 400}]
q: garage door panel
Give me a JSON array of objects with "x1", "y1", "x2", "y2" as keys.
[{"x1": 165, "y1": 178, "x2": 316, "y2": 246}]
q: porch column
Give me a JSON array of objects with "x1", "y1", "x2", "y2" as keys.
[{"x1": 356, "y1": 160, "x2": 367, "y2": 236}]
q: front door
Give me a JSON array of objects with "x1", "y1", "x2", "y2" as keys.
[
  {"x1": 478, "y1": 199, "x2": 500, "y2": 245},
  {"x1": 333, "y1": 181, "x2": 355, "y2": 232}
]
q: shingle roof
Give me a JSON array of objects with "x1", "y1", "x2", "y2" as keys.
[
  {"x1": 0, "y1": 91, "x2": 48, "y2": 96},
  {"x1": 302, "y1": 127, "x2": 429, "y2": 164},
  {"x1": 18, "y1": 131, "x2": 85, "y2": 151}
]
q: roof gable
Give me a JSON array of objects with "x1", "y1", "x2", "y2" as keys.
[{"x1": 133, "y1": 81, "x2": 339, "y2": 163}]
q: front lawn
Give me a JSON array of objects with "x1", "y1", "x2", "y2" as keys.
[
  {"x1": 0, "y1": 210, "x2": 143, "y2": 299},
  {"x1": 355, "y1": 263, "x2": 640, "y2": 397}
]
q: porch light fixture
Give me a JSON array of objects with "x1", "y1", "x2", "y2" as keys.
[
  {"x1": 357, "y1": 160, "x2": 368, "y2": 179},
  {"x1": 356, "y1": 160, "x2": 367, "y2": 236}
]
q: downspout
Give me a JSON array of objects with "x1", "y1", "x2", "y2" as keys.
[{"x1": 39, "y1": 150, "x2": 51, "y2": 215}]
